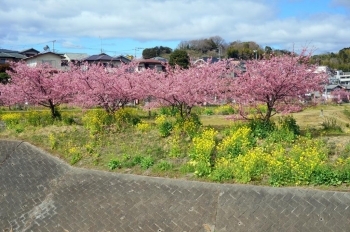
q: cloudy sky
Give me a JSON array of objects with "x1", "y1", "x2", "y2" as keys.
[{"x1": 1, "y1": 0, "x2": 349, "y2": 57}]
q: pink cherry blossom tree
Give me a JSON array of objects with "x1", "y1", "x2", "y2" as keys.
[
  {"x1": 331, "y1": 88, "x2": 350, "y2": 103},
  {"x1": 143, "y1": 60, "x2": 233, "y2": 118},
  {"x1": 0, "y1": 62, "x2": 72, "y2": 118},
  {"x1": 230, "y1": 50, "x2": 328, "y2": 121},
  {"x1": 69, "y1": 62, "x2": 151, "y2": 114}
]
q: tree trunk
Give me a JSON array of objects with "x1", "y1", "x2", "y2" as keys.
[
  {"x1": 264, "y1": 102, "x2": 273, "y2": 122},
  {"x1": 48, "y1": 99, "x2": 60, "y2": 119}
]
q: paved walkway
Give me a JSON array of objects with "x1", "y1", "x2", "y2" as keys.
[{"x1": 0, "y1": 140, "x2": 349, "y2": 232}]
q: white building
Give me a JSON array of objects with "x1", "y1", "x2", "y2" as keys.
[{"x1": 23, "y1": 52, "x2": 65, "y2": 70}]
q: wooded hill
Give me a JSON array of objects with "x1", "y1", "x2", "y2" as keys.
[{"x1": 142, "y1": 36, "x2": 350, "y2": 72}]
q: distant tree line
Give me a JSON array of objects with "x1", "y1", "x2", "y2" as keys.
[
  {"x1": 177, "y1": 35, "x2": 227, "y2": 54},
  {"x1": 311, "y1": 47, "x2": 350, "y2": 72},
  {"x1": 141, "y1": 36, "x2": 350, "y2": 72},
  {"x1": 142, "y1": 46, "x2": 173, "y2": 59}
]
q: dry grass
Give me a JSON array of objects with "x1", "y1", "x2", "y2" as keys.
[
  {"x1": 291, "y1": 104, "x2": 350, "y2": 132},
  {"x1": 200, "y1": 104, "x2": 350, "y2": 132}
]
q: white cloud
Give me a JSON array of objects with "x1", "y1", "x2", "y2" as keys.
[
  {"x1": 332, "y1": 0, "x2": 350, "y2": 8},
  {"x1": 1, "y1": 0, "x2": 349, "y2": 54}
]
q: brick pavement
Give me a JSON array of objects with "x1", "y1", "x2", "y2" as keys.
[{"x1": 0, "y1": 140, "x2": 349, "y2": 232}]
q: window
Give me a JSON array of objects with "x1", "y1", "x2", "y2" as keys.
[
  {"x1": 61, "y1": 60, "x2": 68, "y2": 66},
  {"x1": 42, "y1": 60, "x2": 56, "y2": 67}
]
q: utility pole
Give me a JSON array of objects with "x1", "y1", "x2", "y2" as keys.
[
  {"x1": 100, "y1": 36, "x2": 102, "y2": 53},
  {"x1": 51, "y1": 40, "x2": 56, "y2": 53},
  {"x1": 253, "y1": 50, "x2": 257, "y2": 60}
]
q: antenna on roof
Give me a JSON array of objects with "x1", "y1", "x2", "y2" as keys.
[{"x1": 43, "y1": 45, "x2": 50, "y2": 51}]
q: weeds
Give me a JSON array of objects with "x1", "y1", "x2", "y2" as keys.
[
  {"x1": 1, "y1": 106, "x2": 350, "y2": 188},
  {"x1": 321, "y1": 117, "x2": 342, "y2": 133}
]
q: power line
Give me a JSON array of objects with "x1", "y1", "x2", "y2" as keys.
[{"x1": 1, "y1": 40, "x2": 145, "y2": 56}]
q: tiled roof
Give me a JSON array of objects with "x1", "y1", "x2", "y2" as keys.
[
  {"x1": 20, "y1": 48, "x2": 40, "y2": 53},
  {"x1": 136, "y1": 59, "x2": 164, "y2": 64},
  {"x1": 152, "y1": 57, "x2": 168, "y2": 62},
  {"x1": 0, "y1": 52, "x2": 26, "y2": 59},
  {"x1": 23, "y1": 52, "x2": 64, "y2": 60},
  {"x1": 64, "y1": 53, "x2": 89, "y2": 61},
  {"x1": 0, "y1": 49, "x2": 19, "y2": 53},
  {"x1": 84, "y1": 53, "x2": 114, "y2": 61},
  {"x1": 113, "y1": 55, "x2": 131, "y2": 63}
]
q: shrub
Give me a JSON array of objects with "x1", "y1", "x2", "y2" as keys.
[
  {"x1": 265, "y1": 128, "x2": 296, "y2": 144},
  {"x1": 189, "y1": 128, "x2": 218, "y2": 176},
  {"x1": 155, "y1": 114, "x2": 173, "y2": 137},
  {"x1": 232, "y1": 147, "x2": 267, "y2": 183},
  {"x1": 321, "y1": 117, "x2": 342, "y2": 133},
  {"x1": 168, "y1": 134, "x2": 183, "y2": 158},
  {"x1": 309, "y1": 165, "x2": 341, "y2": 186},
  {"x1": 0, "y1": 112, "x2": 21, "y2": 128},
  {"x1": 179, "y1": 113, "x2": 202, "y2": 138},
  {"x1": 267, "y1": 138, "x2": 328, "y2": 186},
  {"x1": 132, "y1": 155, "x2": 144, "y2": 165},
  {"x1": 190, "y1": 128, "x2": 217, "y2": 164},
  {"x1": 211, "y1": 157, "x2": 234, "y2": 182},
  {"x1": 14, "y1": 124, "x2": 25, "y2": 133},
  {"x1": 108, "y1": 159, "x2": 122, "y2": 170},
  {"x1": 217, "y1": 126, "x2": 254, "y2": 159},
  {"x1": 82, "y1": 110, "x2": 115, "y2": 134},
  {"x1": 135, "y1": 121, "x2": 151, "y2": 133},
  {"x1": 115, "y1": 108, "x2": 141, "y2": 127},
  {"x1": 214, "y1": 105, "x2": 235, "y2": 115},
  {"x1": 278, "y1": 115, "x2": 300, "y2": 136},
  {"x1": 61, "y1": 112, "x2": 76, "y2": 125},
  {"x1": 248, "y1": 119, "x2": 276, "y2": 139},
  {"x1": 159, "y1": 106, "x2": 178, "y2": 116},
  {"x1": 203, "y1": 107, "x2": 214, "y2": 115},
  {"x1": 140, "y1": 156, "x2": 154, "y2": 169},
  {"x1": 193, "y1": 161, "x2": 212, "y2": 177}
]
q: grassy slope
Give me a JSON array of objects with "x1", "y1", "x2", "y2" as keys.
[{"x1": 1, "y1": 104, "x2": 350, "y2": 190}]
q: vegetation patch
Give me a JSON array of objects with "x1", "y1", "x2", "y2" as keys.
[{"x1": 1, "y1": 105, "x2": 350, "y2": 190}]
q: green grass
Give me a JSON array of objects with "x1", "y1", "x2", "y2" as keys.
[{"x1": 1, "y1": 104, "x2": 350, "y2": 190}]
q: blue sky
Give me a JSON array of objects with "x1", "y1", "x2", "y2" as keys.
[{"x1": 1, "y1": 0, "x2": 349, "y2": 57}]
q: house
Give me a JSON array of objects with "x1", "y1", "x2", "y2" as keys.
[
  {"x1": 136, "y1": 58, "x2": 166, "y2": 72},
  {"x1": 323, "y1": 84, "x2": 348, "y2": 101},
  {"x1": 63, "y1": 53, "x2": 89, "y2": 62},
  {"x1": 113, "y1": 55, "x2": 131, "y2": 65},
  {"x1": 83, "y1": 53, "x2": 131, "y2": 67},
  {"x1": 61, "y1": 53, "x2": 89, "y2": 66},
  {"x1": 23, "y1": 52, "x2": 65, "y2": 70},
  {"x1": 0, "y1": 49, "x2": 27, "y2": 64},
  {"x1": 20, "y1": 48, "x2": 40, "y2": 57},
  {"x1": 332, "y1": 70, "x2": 350, "y2": 85}
]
